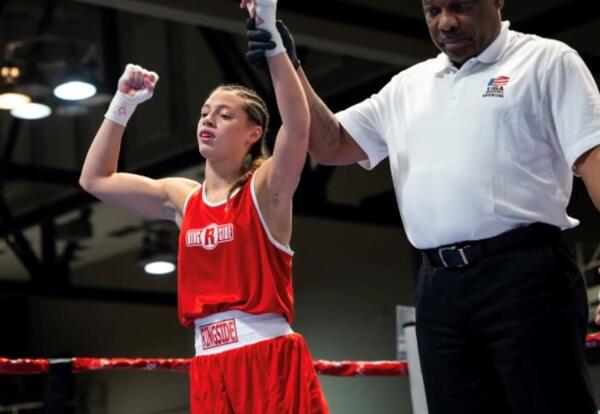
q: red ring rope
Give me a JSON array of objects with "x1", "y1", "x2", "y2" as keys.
[
  {"x1": 0, "y1": 357, "x2": 407, "y2": 376},
  {"x1": 2, "y1": 332, "x2": 599, "y2": 376}
]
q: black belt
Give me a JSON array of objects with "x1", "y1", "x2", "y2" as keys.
[{"x1": 421, "y1": 223, "x2": 561, "y2": 269}]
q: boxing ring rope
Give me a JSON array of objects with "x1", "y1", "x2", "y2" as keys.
[
  {"x1": 3, "y1": 330, "x2": 600, "y2": 376},
  {"x1": 3, "y1": 310, "x2": 600, "y2": 414},
  {"x1": 0, "y1": 357, "x2": 408, "y2": 377}
]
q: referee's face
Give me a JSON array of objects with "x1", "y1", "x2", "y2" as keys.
[{"x1": 422, "y1": 0, "x2": 504, "y2": 67}]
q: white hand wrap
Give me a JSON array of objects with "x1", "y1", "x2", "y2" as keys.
[
  {"x1": 255, "y1": 0, "x2": 285, "y2": 57},
  {"x1": 104, "y1": 89, "x2": 153, "y2": 127}
]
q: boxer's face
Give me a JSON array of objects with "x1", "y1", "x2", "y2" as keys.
[
  {"x1": 422, "y1": 0, "x2": 504, "y2": 67},
  {"x1": 197, "y1": 90, "x2": 261, "y2": 162}
]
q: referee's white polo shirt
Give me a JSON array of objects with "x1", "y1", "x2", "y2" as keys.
[{"x1": 336, "y1": 21, "x2": 600, "y2": 249}]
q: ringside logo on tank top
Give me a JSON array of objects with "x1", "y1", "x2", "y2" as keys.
[{"x1": 186, "y1": 223, "x2": 234, "y2": 250}]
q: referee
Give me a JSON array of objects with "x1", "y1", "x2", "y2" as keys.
[{"x1": 245, "y1": 0, "x2": 600, "y2": 413}]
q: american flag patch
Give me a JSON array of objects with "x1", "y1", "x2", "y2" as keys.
[{"x1": 489, "y1": 76, "x2": 510, "y2": 87}]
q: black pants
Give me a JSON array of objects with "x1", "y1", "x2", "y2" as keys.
[{"x1": 416, "y1": 230, "x2": 596, "y2": 414}]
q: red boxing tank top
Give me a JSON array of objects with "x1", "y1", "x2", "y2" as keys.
[{"x1": 177, "y1": 175, "x2": 294, "y2": 328}]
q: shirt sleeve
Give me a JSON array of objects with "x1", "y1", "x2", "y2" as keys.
[
  {"x1": 547, "y1": 50, "x2": 600, "y2": 170},
  {"x1": 335, "y1": 75, "x2": 399, "y2": 170}
]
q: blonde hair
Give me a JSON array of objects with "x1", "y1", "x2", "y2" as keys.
[{"x1": 205, "y1": 84, "x2": 270, "y2": 200}]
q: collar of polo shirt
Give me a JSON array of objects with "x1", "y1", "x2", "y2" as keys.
[{"x1": 434, "y1": 21, "x2": 512, "y2": 74}]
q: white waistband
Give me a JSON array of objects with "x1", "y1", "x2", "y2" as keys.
[{"x1": 194, "y1": 310, "x2": 293, "y2": 356}]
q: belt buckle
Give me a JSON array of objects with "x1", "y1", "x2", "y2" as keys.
[{"x1": 438, "y1": 245, "x2": 470, "y2": 268}]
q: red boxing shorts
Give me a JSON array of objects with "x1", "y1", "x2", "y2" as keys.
[{"x1": 189, "y1": 333, "x2": 329, "y2": 413}]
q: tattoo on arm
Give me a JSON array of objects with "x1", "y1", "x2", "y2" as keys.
[{"x1": 310, "y1": 99, "x2": 339, "y2": 147}]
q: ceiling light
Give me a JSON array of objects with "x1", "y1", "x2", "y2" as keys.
[
  {"x1": 144, "y1": 260, "x2": 176, "y2": 275},
  {"x1": 0, "y1": 60, "x2": 31, "y2": 109},
  {"x1": 0, "y1": 65, "x2": 21, "y2": 82},
  {"x1": 3, "y1": 36, "x2": 101, "y2": 108},
  {"x1": 53, "y1": 80, "x2": 97, "y2": 101},
  {"x1": 10, "y1": 102, "x2": 51, "y2": 119},
  {"x1": 0, "y1": 91, "x2": 31, "y2": 110},
  {"x1": 136, "y1": 220, "x2": 178, "y2": 276},
  {"x1": 53, "y1": 60, "x2": 99, "y2": 101}
]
